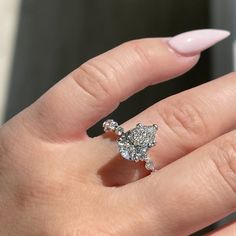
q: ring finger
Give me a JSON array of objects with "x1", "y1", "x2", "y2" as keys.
[{"x1": 94, "y1": 72, "x2": 236, "y2": 185}]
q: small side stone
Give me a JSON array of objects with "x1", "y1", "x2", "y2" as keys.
[
  {"x1": 115, "y1": 126, "x2": 124, "y2": 136},
  {"x1": 103, "y1": 119, "x2": 118, "y2": 132},
  {"x1": 145, "y1": 159, "x2": 155, "y2": 171}
]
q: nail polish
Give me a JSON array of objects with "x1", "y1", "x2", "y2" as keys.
[{"x1": 168, "y1": 29, "x2": 230, "y2": 56}]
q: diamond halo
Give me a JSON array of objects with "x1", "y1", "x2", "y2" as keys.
[{"x1": 103, "y1": 120, "x2": 158, "y2": 172}]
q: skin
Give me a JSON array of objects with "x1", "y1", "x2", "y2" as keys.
[{"x1": 1, "y1": 38, "x2": 236, "y2": 235}]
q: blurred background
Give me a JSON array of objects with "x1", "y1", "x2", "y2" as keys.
[{"x1": 0, "y1": 0, "x2": 235, "y2": 234}]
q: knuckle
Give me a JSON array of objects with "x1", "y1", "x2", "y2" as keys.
[
  {"x1": 212, "y1": 133, "x2": 236, "y2": 195},
  {"x1": 72, "y1": 58, "x2": 120, "y2": 104},
  {"x1": 158, "y1": 98, "x2": 208, "y2": 144},
  {"x1": 123, "y1": 39, "x2": 156, "y2": 66}
]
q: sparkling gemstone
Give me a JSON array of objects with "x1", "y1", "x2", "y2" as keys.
[
  {"x1": 145, "y1": 159, "x2": 155, "y2": 171},
  {"x1": 128, "y1": 125, "x2": 157, "y2": 146},
  {"x1": 115, "y1": 126, "x2": 124, "y2": 136},
  {"x1": 103, "y1": 119, "x2": 118, "y2": 132},
  {"x1": 117, "y1": 124, "x2": 157, "y2": 161}
]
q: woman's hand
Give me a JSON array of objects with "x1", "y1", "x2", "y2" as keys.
[{"x1": 0, "y1": 29, "x2": 235, "y2": 236}]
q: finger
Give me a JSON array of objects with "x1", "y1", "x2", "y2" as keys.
[
  {"x1": 126, "y1": 130, "x2": 236, "y2": 236},
  {"x1": 123, "y1": 72, "x2": 236, "y2": 167},
  {"x1": 18, "y1": 38, "x2": 198, "y2": 142},
  {"x1": 12, "y1": 29, "x2": 229, "y2": 142},
  {"x1": 206, "y1": 221, "x2": 236, "y2": 236},
  {"x1": 94, "y1": 72, "x2": 236, "y2": 185}
]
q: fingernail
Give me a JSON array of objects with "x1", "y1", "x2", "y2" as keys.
[{"x1": 168, "y1": 29, "x2": 230, "y2": 56}]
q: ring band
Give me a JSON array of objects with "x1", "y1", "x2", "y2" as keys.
[{"x1": 103, "y1": 119, "x2": 158, "y2": 172}]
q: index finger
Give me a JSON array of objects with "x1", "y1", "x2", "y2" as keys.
[{"x1": 12, "y1": 29, "x2": 229, "y2": 142}]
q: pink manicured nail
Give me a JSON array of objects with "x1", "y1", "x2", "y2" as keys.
[{"x1": 168, "y1": 29, "x2": 230, "y2": 56}]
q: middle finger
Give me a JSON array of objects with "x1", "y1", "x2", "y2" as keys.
[{"x1": 94, "y1": 72, "x2": 236, "y2": 184}]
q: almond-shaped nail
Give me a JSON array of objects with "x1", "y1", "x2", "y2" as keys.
[{"x1": 168, "y1": 29, "x2": 230, "y2": 56}]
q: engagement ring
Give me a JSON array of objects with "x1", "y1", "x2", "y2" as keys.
[{"x1": 103, "y1": 119, "x2": 158, "y2": 172}]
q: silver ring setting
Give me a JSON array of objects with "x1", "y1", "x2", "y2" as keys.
[{"x1": 103, "y1": 119, "x2": 158, "y2": 172}]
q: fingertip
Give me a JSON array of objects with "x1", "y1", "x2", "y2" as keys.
[{"x1": 168, "y1": 29, "x2": 230, "y2": 56}]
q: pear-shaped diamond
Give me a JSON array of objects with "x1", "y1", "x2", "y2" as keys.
[{"x1": 117, "y1": 124, "x2": 158, "y2": 161}]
